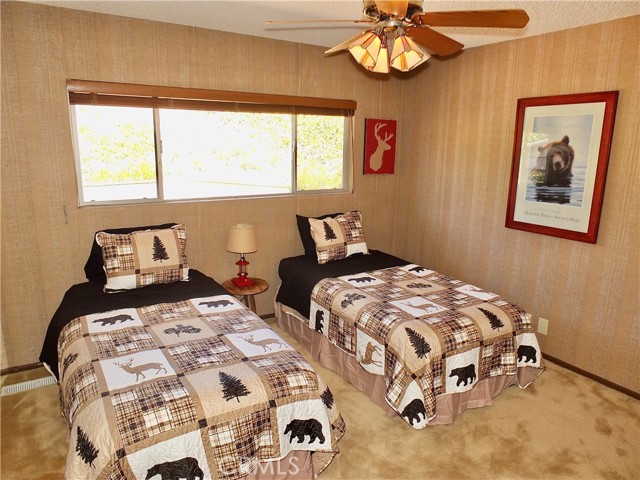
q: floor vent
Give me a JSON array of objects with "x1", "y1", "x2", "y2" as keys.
[{"x1": 1, "y1": 376, "x2": 57, "y2": 396}]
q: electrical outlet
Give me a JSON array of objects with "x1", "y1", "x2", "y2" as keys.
[{"x1": 538, "y1": 317, "x2": 549, "y2": 335}]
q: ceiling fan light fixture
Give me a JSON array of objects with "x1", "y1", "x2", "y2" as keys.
[
  {"x1": 390, "y1": 30, "x2": 430, "y2": 71},
  {"x1": 371, "y1": 36, "x2": 390, "y2": 73},
  {"x1": 348, "y1": 29, "x2": 383, "y2": 69}
]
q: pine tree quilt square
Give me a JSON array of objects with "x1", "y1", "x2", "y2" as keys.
[
  {"x1": 132, "y1": 228, "x2": 181, "y2": 270},
  {"x1": 185, "y1": 363, "x2": 269, "y2": 419},
  {"x1": 65, "y1": 397, "x2": 111, "y2": 478},
  {"x1": 459, "y1": 303, "x2": 515, "y2": 340}
]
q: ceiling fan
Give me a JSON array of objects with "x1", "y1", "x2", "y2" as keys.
[{"x1": 268, "y1": 1, "x2": 529, "y2": 73}]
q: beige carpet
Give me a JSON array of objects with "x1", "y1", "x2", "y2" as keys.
[{"x1": 2, "y1": 325, "x2": 638, "y2": 480}]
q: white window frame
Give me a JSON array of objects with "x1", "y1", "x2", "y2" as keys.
[{"x1": 67, "y1": 80, "x2": 356, "y2": 206}]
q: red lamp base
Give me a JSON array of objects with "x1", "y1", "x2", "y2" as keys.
[
  {"x1": 231, "y1": 274, "x2": 254, "y2": 287},
  {"x1": 232, "y1": 256, "x2": 254, "y2": 287}
]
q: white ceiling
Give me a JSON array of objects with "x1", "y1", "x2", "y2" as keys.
[{"x1": 23, "y1": 1, "x2": 640, "y2": 51}]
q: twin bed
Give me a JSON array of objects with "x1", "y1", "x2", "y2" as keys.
[
  {"x1": 275, "y1": 211, "x2": 543, "y2": 428},
  {"x1": 40, "y1": 214, "x2": 543, "y2": 479},
  {"x1": 40, "y1": 224, "x2": 343, "y2": 480}
]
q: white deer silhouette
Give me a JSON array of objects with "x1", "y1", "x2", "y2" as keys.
[
  {"x1": 368, "y1": 122, "x2": 394, "y2": 172},
  {"x1": 115, "y1": 358, "x2": 167, "y2": 382},
  {"x1": 243, "y1": 334, "x2": 287, "y2": 352}
]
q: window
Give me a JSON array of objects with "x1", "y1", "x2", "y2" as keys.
[{"x1": 68, "y1": 80, "x2": 356, "y2": 205}]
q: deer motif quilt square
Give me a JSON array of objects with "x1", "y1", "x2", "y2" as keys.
[
  {"x1": 100, "y1": 350, "x2": 175, "y2": 391},
  {"x1": 391, "y1": 296, "x2": 448, "y2": 317},
  {"x1": 356, "y1": 329, "x2": 385, "y2": 375},
  {"x1": 225, "y1": 329, "x2": 293, "y2": 358},
  {"x1": 455, "y1": 283, "x2": 499, "y2": 301}
]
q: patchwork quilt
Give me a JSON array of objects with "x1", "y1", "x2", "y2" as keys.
[
  {"x1": 309, "y1": 264, "x2": 543, "y2": 429},
  {"x1": 58, "y1": 294, "x2": 344, "y2": 479}
]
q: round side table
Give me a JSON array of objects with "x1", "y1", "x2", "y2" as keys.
[{"x1": 221, "y1": 278, "x2": 269, "y2": 314}]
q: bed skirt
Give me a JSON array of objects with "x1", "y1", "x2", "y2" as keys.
[
  {"x1": 249, "y1": 450, "x2": 314, "y2": 480},
  {"x1": 275, "y1": 302, "x2": 541, "y2": 426}
]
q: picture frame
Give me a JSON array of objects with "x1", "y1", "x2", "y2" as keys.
[
  {"x1": 505, "y1": 91, "x2": 618, "y2": 243},
  {"x1": 363, "y1": 118, "x2": 396, "y2": 174}
]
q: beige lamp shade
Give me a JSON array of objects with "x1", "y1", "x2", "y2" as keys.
[
  {"x1": 348, "y1": 30, "x2": 383, "y2": 69},
  {"x1": 390, "y1": 30, "x2": 430, "y2": 72},
  {"x1": 226, "y1": 224, "x2": 257, "y2": 254}
]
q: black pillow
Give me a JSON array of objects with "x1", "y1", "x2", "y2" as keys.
[
  {"x1": 296, "y1": 213, "x2": 342, "y2": 257},
  {"x1": 84, "y1": 222, "x2": 178, "y2": 282}
]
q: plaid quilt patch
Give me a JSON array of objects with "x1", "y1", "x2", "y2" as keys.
[
  {"x1": 96, "y1": 225, "x2": 189, "y2": 292},
  {"x1": 57, "y1": 294, "x2": 344, "y2": 479},
  {"x1": 310, "y1": 264, "x2": 544, "y2": 429}
]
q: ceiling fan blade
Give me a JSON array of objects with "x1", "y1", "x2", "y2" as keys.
[
  {"x1": 405, "y1": 26, "x2": 464, "y2": 56},
  {"x1": 413, "y1": 9, "x2": 530, "y2": 28},
  {"x1": 265, "y1": 19, "x2": 372, "y2": 25},
  {"x1": 375, "y1": 0, "x2": 409, "y2": 17},
  {"x1": 325, "y1": 31, "x2": 371, "y2": 54}
]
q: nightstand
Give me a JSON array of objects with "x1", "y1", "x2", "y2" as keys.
[{"x1": 221, "y1": 278, "x2": 269, "y2": 314}]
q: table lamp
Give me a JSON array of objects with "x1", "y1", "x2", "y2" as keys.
[{"x1": 226, "y1": 224, "x2": 257, "y2": 287}]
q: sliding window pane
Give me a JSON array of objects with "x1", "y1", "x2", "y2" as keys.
[
  {"x1": 296, "y1": 115, "x2": 345, "y2": 191},
  {"x1": 159, "y1": 110, "x2": 292, "y2": 199},
  {"x1": 74, "y1": 106, "x2": 156, "y2": 203}
]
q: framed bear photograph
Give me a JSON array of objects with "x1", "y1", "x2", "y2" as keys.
[{"x1": 505, "y1": 91, "x2": 618, "y2": 243}]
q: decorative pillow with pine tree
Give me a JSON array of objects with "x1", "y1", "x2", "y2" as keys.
[
  {"x1": 96, "y1": 224, "x2": 189, "y2": 292},
  {"x1": 309, "y1": 210, "x2": 369, "y2": 264}
]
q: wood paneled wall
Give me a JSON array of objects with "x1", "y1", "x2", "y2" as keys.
[
  {"x1": 2, "y1": 3, "x2": 638, "y2": 392},
  {"x1": 394, "y1": 16, "x2": 639, "y2": 392},
  {"x1": 1, "y1": 2, "x2": 405, "y2": 370}
]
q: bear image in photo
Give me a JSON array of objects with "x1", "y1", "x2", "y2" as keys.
[{"x1": 529, "y1": 135, "x2": 575, "y2": 204}]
